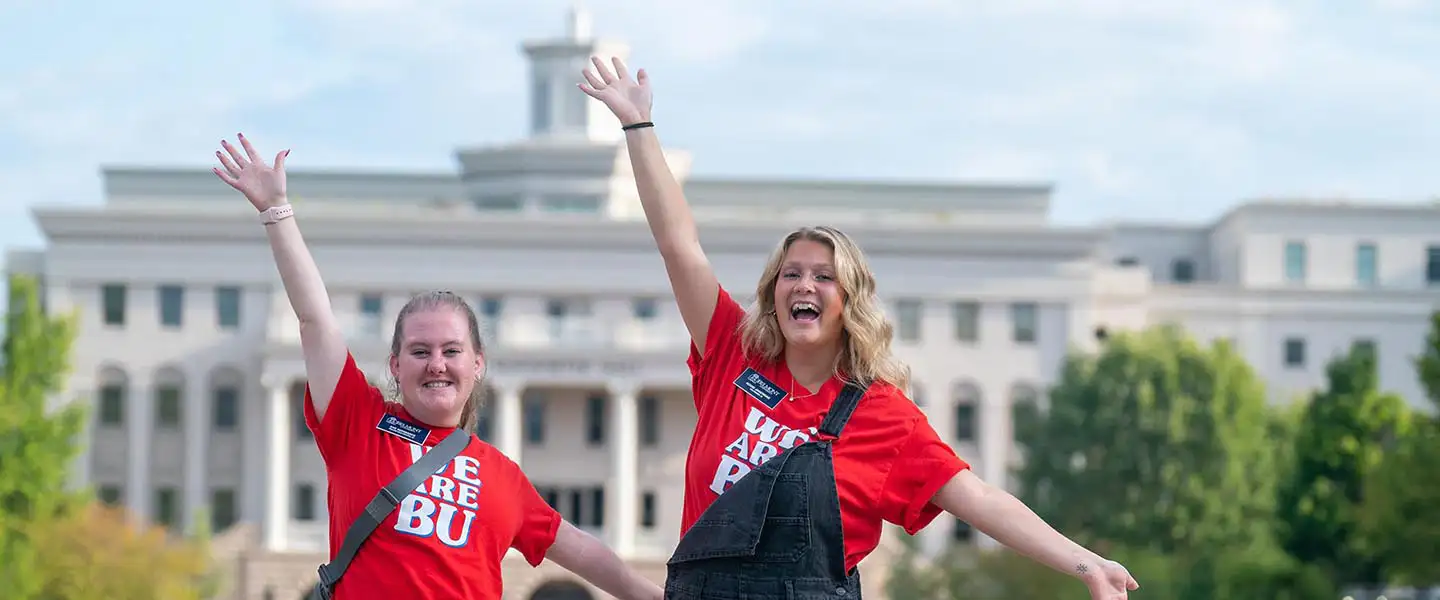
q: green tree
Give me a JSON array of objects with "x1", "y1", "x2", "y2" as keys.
[
  {"x1": 1355, "y1": 310, "x2": 1440, "y2": 585},
  {"x1": 0, "y1": 274, "x2": 89, "y2": 598},
  {"x1": 1276, "y1": 341, "x2": 1413, "y2": 587},
  {"x1": 1013, "y1": 325, "x2": 1280, "y2": 555}
]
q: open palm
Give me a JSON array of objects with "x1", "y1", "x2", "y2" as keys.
[
  {"x1": 578, "y1": 56, "x2": 652, "y2": 126},
  {"x1": 213, "y1": 133, "x2": 289, "y2": 211},
  {"x1": 1083, "y1": 560, "x2": 1140, "y2": 600}
]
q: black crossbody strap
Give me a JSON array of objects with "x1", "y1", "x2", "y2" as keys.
[
  {"x1": 818, "y1": 380, "x2": 870, "y2": 439},
  {"x1": 311, "y1": 427, "x2": 472, "y2": 597}
]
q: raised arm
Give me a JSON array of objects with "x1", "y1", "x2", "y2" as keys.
[
  {"x1": 579, "y1": 57, "x2": 720, "y2": 353},
  {"x1": 213, "y1": 134, "x2": 348, "y2": 420}
]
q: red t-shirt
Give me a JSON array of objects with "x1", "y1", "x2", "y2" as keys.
[
  {"x1": 681, "y1": 287, "x2": 970, "y2": 571},
  {"x1": 303, "y1": 353, "x2": 561, "y2": 600}
]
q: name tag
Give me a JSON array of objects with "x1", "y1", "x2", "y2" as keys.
[
  {"x1": 734, "y1": 367, "x2": 787, "y2": 409},
  {"x1": 377, "y1": 414, "x2": 431, "y2": 445}
]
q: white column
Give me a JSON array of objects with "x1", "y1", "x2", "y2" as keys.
[
  {"x1": 493, "y1": 380, "x2": 524, "y2": 464},
  {"x1": 607, "y1": 380, "x2": 639, "y2": 556},
  {"x1": 918, "y1": 376, "x2": 952, "y2": 558},
  {"x1": 264, "y1": 380, "x2": 291, "y2": 551},
  {"x1": 976, "y1": 390, "x2": 1009, "y2": 550},
  {"x1": 183, "y1": 372, "x2": 209, "y2": 534},
  {"x1": 125, "y1": 376, "x2": 153, "y2": 524}
]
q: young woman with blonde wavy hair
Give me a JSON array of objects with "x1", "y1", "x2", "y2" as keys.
[{"x1": 580, "y1": 57, "x2": 1140, "y2": 600}]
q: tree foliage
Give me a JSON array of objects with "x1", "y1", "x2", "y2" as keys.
[
  {"x1": 28, "y1": 503, "x2": 217, "y2": 600},
  {"x1": 1013, "y1": 324, "x2": 1279, "y2": 555},
  {"x1": 0, "y1": 274, "x2": 89, "y2": 598},
  {"x1": 1354, "y1": 310, "x2": 1440, "y2": 586},
  {"x1": 0, "y1": 274, "x2": 220, "y2": 599},
  {"x1": 1276, "y1": 341, "x2": 1413, "y2": 587}
]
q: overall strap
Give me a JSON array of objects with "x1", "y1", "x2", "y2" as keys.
[
  {"x1": 817, "y1": 380, "x2": 870, "y2": 440},
  {"x1": 313, "y1": 427, "x2": 472, "y2": 596}
]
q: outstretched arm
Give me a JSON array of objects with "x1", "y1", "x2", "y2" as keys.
[
  {"x1": 213, "y1": 134, "x2": 348, "y2": 419},
  {"x1": 933, "y1": 470, "x2": 1140, "y2": 599},
  {"x1": 546, "y1": 521, "x2": 663, "y2": 600},
  {"x1": 580, "y1": 57, "x2": 720, "y2": 353}
]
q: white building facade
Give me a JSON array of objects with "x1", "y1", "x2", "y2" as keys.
[{"x1": 8, "y1": 10, "x2": 1440, "y2": 600}]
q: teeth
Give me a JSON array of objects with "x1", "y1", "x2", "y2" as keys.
[
  {"x1": 792, "y1": 302, "x2": 818, "y2": 312},
  {"x1": 423, "y1": 382, "x2": 451, "y2": 388}
]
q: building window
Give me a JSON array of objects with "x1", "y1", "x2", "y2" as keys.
[
  {"x1": 1283, "y1": 337, "x2": 1306, "y2": 368},
  {"x1": 894, "y1": 299, "x2": 922, "y2": 342},
  {"x1": 1284, "y1": 241, "x2": 1307, "y2": 283},
  {"x1": 102, "y1": 284, "x2": 126, "y2": 326},
  {"x1": 640, "y1": 491, "x2": 657, "y2": 529},
  {"x1": 216, "y1": 286, "x2": 241, "y2": 328},
  {"x1": 1115, "y1": 256, "x2": 1139, "y2": 267},
  {"x1": 213, "y1": 386, "x2": 239, "y2": 431},
  {"x1": 1353, "y1": 338, "x2": 1376, "y2": 359},
  {"x1": 155, "y1": 385, "x2": 181, "y2": 429},
  {"x1": 541, "y1": 195, "x2": 602, "y2": 213},
  {"x1": 474, "y1": 195, "x2": 524, "y2": 211},
  {"x1": 585, "y1": 394, "x2": 607, "y2": 446},
  {"x1": 523, "y1": 395, "x2": 546, "y2": 445},
  {"x1": 292, "y1": 383, "x2": 312, "y2": 441},
  {"x1": 531, "y1": 74, "x2": 551, "y2": 134},
  {"x1": 1011, "y1": 302, "x2": 1038, "y2": 344},
  {"x1": 953, "y1": 519, "x2": 974, "y2": 542},
  {"x1": 1172, "y1": 259, "x2": 1196, "y2": 283},
  {"x1": 359, "y1": 294, "x2": 383, "y2": 337},
  {"x1": 294, "y1": 484, "x2": 316, "y2": 520},
  {"x1": 159, "y1": 285, "x2": 184, "y2": 327},
  {"x1": 951, "y1": 301, "x2": 979, "y2": 342},
  {"x1": 474, "y1": 401, "x2": 493, "y2": 442},
  {"x1": 955, "y1": 404, "x2": 976, "y2": 442},
  {"x1": 1427, "y1": 245, "x2": 1440, "y2": 285},
  {"x1": 632, "y1": 298, "x2": 658, "y2": 320},
  {"x1": 98, "y1": 484, "x2": 122, "y2": 505},
  {"x1": 99, "y1": 384, "x2": 125, "y2": 426},
  {"x1": 1355, "y1": 243, "x2": 1378, "y2": 287},
  {"x1": 211, "y1": 488, "x2": 237, "y2": 532},
  {"x1": 155, "y1": 487, "x2": 178, "y2": 529},
  {"x1": 639, "y1": 395, "x2": 660, "y2": 447},
  {"x1": 589, "y1": 487, "x2": 605, "y2": 528}
]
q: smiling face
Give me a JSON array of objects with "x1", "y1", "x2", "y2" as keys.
[
  {"x1": 774, "y1": 238, "x2": 847, "y2": 351},
  {"x1": 387, "y1": 307, "x2": 485, "y2": 428}
]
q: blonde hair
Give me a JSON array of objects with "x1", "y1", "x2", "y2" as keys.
[
  {"x1": 738, "y1": 226, "x2": 911, "y2": 390},
  {"x1": 385, "y1": 291, "x2": 487, "y2": 432}
]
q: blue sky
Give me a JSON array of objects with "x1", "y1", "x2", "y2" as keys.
[{"x1": 2, "y1": 0, "x2": 1439, "y2": 263}]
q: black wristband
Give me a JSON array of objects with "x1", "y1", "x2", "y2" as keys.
[{"x1": 622, "y1": 121, "x2": 654, "y2": 131}]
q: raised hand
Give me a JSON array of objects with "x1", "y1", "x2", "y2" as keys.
[
  {"x1": 578, "y1": 56, "x2": 652, "y2": 126},
  {"x1": 1081, "y1": 559, "x2": 1140, "y2": 600},
  {"x1": 213, "y1": 133, "x2": 289, "y2": 211}
]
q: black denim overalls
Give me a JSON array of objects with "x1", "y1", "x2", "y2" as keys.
[{"x1": 665, "y1": 381, "x2": 871, "y2": 600}]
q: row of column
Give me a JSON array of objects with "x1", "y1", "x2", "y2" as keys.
[
  {"x1": 914, "y1": 383, "x2": 1014, "y2": 555},
  {"x1": 488, "y1": 380, "x2": 640, "y2": 555},
  {"x1": 260, "y1": 379, "x2": 641, "y2": 556},
  {"x1": 109, "y1": 374, "x2": 218, "y2": 535}
]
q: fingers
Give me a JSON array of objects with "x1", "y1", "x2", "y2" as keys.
[
  {"x1": 610, "y1": 56, "x2": 630, "y2": 81},
  {"x1": 220, "y1": 139, "x2": 248, "y2": 168},
  {"x1": 274, "y1": 148, "x2": 290, "y2": 172},
  {"x1": 590, "y1": 56, "x2": 616, "y2": 84},
  {"x1": 237, "y1": 132, "x2": 264, "y2": 164},
  {"x1": 216, "y1": 150, "x2": 241, "y2": 179},
  {"x1": 212, "y1": 167, "x2": 240, "y2": 189},
  {"x1": 636, "y1": 68, "x2": 648, "y2": 86},
  {"x1": 581, "y1": 67, "x2": 606, "y2": 90}
]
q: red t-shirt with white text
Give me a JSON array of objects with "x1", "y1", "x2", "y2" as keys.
[
  {"x1": 304, "y1": 353, "x2": 561, "y2": 600},
  {"x1": 681, "y1": 287, "x2": 971, "y2": 571}
]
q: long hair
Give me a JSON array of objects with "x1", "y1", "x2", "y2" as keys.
[
  {"x1": 738, "y1": 226, "x2": 910, "y2": 390},
  {"x1": 386, "y1": 291, "x2": 487, "y2": 432}
]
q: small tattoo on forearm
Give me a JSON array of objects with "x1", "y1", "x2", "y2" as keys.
[{"x1": 1075, "y1": 563, "x2": 1089, "y2": 575}]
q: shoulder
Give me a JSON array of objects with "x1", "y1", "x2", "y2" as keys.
[{"x1": 857, "y1": 380, "x2": 925, "y2": 423}]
